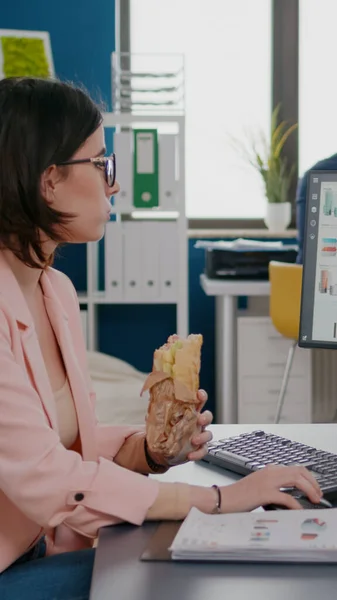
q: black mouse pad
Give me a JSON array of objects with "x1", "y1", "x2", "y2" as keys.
[{"x1": 140, "y1": 521, "x2": 182, "y2": 561}]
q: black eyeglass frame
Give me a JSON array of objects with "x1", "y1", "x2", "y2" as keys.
[{"x1": 57, "y1": 153, "x2": 116, "y2": 188}]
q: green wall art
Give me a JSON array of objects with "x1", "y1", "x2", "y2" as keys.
[{"x1": 0, "y1": 29, "x2": 54, "y2": 79}]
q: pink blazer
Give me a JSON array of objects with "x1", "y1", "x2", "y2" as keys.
[{"x1": 0, "y1": 253, "x2": 159, "y2": 573}]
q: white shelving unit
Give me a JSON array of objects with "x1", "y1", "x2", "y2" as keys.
[
  {"x1": 79, "y1": 52, "x2": 187, "y2": 351},
  {"x1": 79, "y1": 110, "x2": 187, "y2": 351}
]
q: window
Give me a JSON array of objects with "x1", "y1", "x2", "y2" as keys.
[
  {"x1": 130, "y1": 0, "x2": 272, "y2": 219},
  {"x1": 299, "y1": 0, "x2": 337, "y2": 176}
]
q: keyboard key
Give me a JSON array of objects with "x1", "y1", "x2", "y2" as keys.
[{"x1": 215, "y1": 450, "x2": 250, "y2": 467}]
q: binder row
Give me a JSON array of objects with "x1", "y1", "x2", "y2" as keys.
[
  {"x1": 113, "y1": 131, "x2": 178, "y2": 213},
  {"x1": 104, "y1": 220, "x2": 179, "y2": 303}
]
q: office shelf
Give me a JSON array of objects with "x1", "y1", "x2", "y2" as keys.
[
  {"x1": 80, "y1": 108, "x2": 187, "y2": 351},
  {"x1": 78, "y1": 292, "x2": 177, "y2": 305}
]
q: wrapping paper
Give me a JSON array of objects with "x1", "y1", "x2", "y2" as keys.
[{"x1": 141, "y1": 371, "x2": 200, "y2": 465}]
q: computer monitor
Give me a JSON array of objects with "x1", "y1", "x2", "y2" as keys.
[{"x1": 299, "y1": 170, "x2": 337, "y2": 349}]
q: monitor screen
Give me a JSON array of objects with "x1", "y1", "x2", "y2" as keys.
[{"x1": 299, "y1": 170, "x2": 337, "y2": 349}]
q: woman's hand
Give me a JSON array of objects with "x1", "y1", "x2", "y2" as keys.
[
  {"x1": 147, "y1": 389, "x2": 213, "y2": 468},
  {"x1": 221, "y1": 464, "x2": 322, "y2": 513},
  {"x1": 187, "y1": 389, "x2": 213, "y2": 462}
]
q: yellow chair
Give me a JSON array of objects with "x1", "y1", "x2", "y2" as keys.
[{"x1": 268, "y1": 261, "x2": 303, "y2": 423}]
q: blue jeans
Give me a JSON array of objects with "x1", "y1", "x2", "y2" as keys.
[{"x1": 0, "y1": 537, "x2": 95, "y2": 600}]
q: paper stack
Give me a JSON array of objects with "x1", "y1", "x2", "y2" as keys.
[
  {"x1": 170, "y1": 507, "x2": 337, "y2": 563},
  {"x1": 194, "y1": 238, "x2": 298, "y2": 252}
]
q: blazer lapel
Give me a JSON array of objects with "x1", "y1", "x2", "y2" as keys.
[
  {"x1": 0, "y1": 253, "x2": 96, "y2": 459},
  {"x1": 40, "y1": 272, "x2": 97, "y2": 460},
  {"x1": 0, "y1": 253, "x2": 58, "y2": 430},
  {"x1": 20, "y1": 326, "x2": 59, "y2": 431}
]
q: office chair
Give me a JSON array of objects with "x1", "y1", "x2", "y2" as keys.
[{"x1": 268, "y1": 261, "x2": 303, "y2": 424}]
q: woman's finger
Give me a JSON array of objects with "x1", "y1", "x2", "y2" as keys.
[
  {"x1": 191, "y1": 429, "x2": 213, "y2": 447},
  {"x1": 270, "y1": 465, "x2": 322, "y2": 499},
  {"x1": 290, "y1": 474, "x2": 321, "y2": 503},
  {"x1": 275, "y1": 466, "x2": 322, "y2": 502},
  {"x1": 196, "y1": 389, "x2": 208, "y2": 411},
  {"x1": 298, "y1": 467, "x2": 322, "y2": 497},
  {"x1": 197, "y1": 410, "x2": 213, "y2": 427},
  {"x1": 188, "y1": 444, "x2": 208, "y2": 462},
  {"x1": 270, "y1": 491, "x2": 303, "y2": 510}
]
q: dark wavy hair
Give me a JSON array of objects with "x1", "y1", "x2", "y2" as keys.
[{"x1": 0, "y1": 77, "x2": 102, "y2": 268}]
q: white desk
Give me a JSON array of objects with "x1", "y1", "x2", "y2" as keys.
[
  {"x1": 92, "y1": 423, "x2": 337, "y2": 600},
  {"x1": 200, "y1": 274, "x2": 270, "y2": 424}
]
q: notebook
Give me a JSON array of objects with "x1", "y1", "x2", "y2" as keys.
[{"x1": 170, "y1": 507, "x2": 337, "y2": 563}]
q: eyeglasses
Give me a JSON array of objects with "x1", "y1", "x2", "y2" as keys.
[{"x1": 57, "y1": 153, "x2": 116, "y2": 188}]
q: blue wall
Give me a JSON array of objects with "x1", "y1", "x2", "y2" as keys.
[{"x1": 0, "y1": 0, "x2": 115, "y2": 107}]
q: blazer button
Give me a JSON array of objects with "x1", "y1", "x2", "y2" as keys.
[{"x1": 74, "y1": 493, "x2": 84, "y2": 501}]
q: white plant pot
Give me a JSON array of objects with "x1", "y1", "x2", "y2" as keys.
[{"x1": 264, "y1": 202, "x2": 291, "y2": 232}]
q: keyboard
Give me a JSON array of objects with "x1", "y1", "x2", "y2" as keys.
[{"x1": 202, "y1": 430, "x2": 337, "y2": 500}]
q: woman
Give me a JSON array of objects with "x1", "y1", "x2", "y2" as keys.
[{"x1": 0, "y1": 78, "x2": 321, "y2": 600}]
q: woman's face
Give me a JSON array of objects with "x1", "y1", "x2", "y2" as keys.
[{"x1": 45, "y1": 124, "x2": 119, "y2": 243}]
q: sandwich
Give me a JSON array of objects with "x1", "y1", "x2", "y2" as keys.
[{"x1": 141, "y1": 334, "x2": 203, "y2": 464}]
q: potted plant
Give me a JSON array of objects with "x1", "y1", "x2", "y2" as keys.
[{"x1": 232, "y1": 105, "x2": 298, "y2": 231}]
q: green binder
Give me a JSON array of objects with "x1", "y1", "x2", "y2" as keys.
[{"x1": 133, "y1": 129, "x2": 159, "y2": 208}]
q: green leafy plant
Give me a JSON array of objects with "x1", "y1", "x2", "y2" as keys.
[{"x1": 231, "y1": 105, "x2": 298, "y2": 204}]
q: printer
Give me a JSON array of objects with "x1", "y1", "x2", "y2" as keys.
[{"x1": 195, "y1": 239, "x2": 298, "y2": 281}]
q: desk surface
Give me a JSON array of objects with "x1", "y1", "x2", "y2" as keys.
[
  {"x1": 200, "y1": 273, "x2": 270, "y2": 296},
  {"x1": 90, "y1": 424, "x2": 337, "y2": 600}
]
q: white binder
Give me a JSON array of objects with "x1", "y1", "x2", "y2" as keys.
[
  {"x1": 140, "y1": 222, "x2": 160, "y2": 300},
  {"x1": 158, "y1": 221, "x2": 179, "y2": 302},
  {"x1": 123, "y1": 221, "x2": 142, "y2": 301},
  {"x1": 113, "y1": 131, "x2": 133, "y2": 213},
  {"x1": 104, "y1": 220, "x2": 124, "y2": 301},
  {"x1": 159, "y1": 134, "x2": 177, "y2": 210}
]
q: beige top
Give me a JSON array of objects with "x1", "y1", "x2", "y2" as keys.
[{"x1": 54, "y1": 378, "x2": 79, "y2": 449}]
